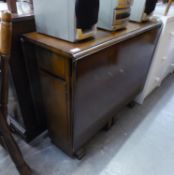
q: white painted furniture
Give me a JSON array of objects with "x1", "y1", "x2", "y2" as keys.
[{"x1": 136, "y1": 16, "x2": 174, "y2": 104}]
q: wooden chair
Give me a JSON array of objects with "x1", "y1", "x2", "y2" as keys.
[
  {"x1": 164, "y1": 0, "x2": 173, "y2": 15},
  {"x1": 0, "y1": 11, "x2": 32, "y2": 175}
]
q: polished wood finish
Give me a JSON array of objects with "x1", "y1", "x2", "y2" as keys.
[
  {"x1": 0, "y1": 11, "x2": 31, "y2": 175},
  {"x1": 23, "y1": 22, "x2": 160, "y2": 57},
  {"x1": 22, "y1": 21, "x2": 162, "y2": 157}
]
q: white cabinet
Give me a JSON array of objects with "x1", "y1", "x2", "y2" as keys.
[
  {"x1": 161, "y1": 23, "x2": 174, "y2": 78},
  {"x1": 136, "y1": 16, "x2": 174, "y2": 104}
]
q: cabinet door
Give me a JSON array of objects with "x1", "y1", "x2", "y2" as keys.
[
  {"x1": 165, "y1": 22, "x2": 174, "y2": 74},
  {"x1": 40, "y1": 71, "x2": 71, "y2": 149}
]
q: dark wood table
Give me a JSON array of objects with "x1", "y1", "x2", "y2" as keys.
[{"x1": 22, "y1": 21, "x2": 162, "y2": 158}]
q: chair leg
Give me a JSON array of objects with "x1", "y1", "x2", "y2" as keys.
[
  {"x1": 0, "y1": 135, "x2": 7, "y2": 149},
  {"x1": 0, "y1": 58, "x2": 9, "y2": 119},
  {"x1": 0, "y1": 112, "x2": 32, "y2": 175},
  {"x1": 0, "y1": 137, "x2": 5, "y2": 147},
  {"x1": 164, "y1": 0, "x2": 173, "y2": 16}
]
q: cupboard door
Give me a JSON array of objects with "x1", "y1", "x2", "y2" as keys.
[{"x1": 40, "y1": 71, "x2": 71, "y2": 148}]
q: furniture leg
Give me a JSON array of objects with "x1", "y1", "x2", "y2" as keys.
[
  {"x1": 0, "y1": 58, "x2": 9, "y2": 118},
  {"x1": 0, "y1": 112, "x2": 32, "y2": 175},
  {"x1": 164, "y1": 0, "x2": 173, "y2": 16},
  {"x1": 75, "y1": 148, "x2": 86, "y2": 160},
  {"x1": 103, "y1": 118, "x2": 114, "y2": 131}
]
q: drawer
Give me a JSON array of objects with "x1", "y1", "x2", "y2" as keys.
[
  {"x1": 36, "y1": 46, "x2": 66, "y2": 79},
  {"x1": 159, "y1": 21, "x2": 174, "y2": 79}
]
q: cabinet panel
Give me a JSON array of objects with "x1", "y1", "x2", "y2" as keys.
[
  {"x1": 73, "y1": 28, "x2": 160, "y2": 150},
  {"x1": 39, "y1": 71, "x2": 71, "y2": 148}
]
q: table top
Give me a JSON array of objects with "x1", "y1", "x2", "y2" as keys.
[{"x1": 23, "y1": 20, "x2": 162, "y2": 59}]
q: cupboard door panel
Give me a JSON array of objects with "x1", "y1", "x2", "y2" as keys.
[{"x1": 40, "y1": 71, "x2": 70, "y2": 147}]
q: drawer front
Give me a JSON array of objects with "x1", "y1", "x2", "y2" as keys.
[
  {"x1": 165, "y1": 35, "x2": 174, "y2": 75},
  {"x1": 138, "y1": 21, "x2": 174, "y2": 101},
  {"x1": 36, "y1": 47, "x2": 66, "y2": 79},
  {"x1": 143, "y1": 73, "x2": 162, "y2": 99},
  {"x1": 40, "y1": 70, "x2": 71, "y2": 148},
  {"x1": 160, "y1": 21, "x2": 174, "y2": 78},
  {"x1": 166, "y1": 21, "x2": 174, "y2": 73}
]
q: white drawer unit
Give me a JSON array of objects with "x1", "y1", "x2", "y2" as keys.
[
  {"x1": 136, "y1": 16, "x2": 174, "y2": 104},
  {"x1": 161, "y1": 23, "x2": 174, "y2": 79}
]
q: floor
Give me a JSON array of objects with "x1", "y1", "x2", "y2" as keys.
[
  {"x1": 1, "y1": 74, "x2": 174, "y2": 175},
  {"x1": 1, "y1": 2, "x2": 174, "y2": 175}
]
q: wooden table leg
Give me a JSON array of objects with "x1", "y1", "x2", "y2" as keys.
[{"x1": 164, "y1": 0, "x2": 173, "y2": 16}]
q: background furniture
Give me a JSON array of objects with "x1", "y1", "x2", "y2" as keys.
[
  {"x1": 0, "y1": 0, "x2": 44, "y2": 142},
  {"x1": 4, "y1": 0, "x2": 45, "y2": 141},
  {"x1": 9, "y1": 14, "x2": 46, "y2": 142},
  {"x1": 136, "y1": 16, "x2": 174, "y2": 104},
  {"x1": 22, "y1": 21, "x2": 161, "y2": 158},
  {"x1": 3, "y1": 0, "x2": 45, "y2": 141},
  {"x1": 0, "y1": 11, "x2": 31, "y2": 175}
]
